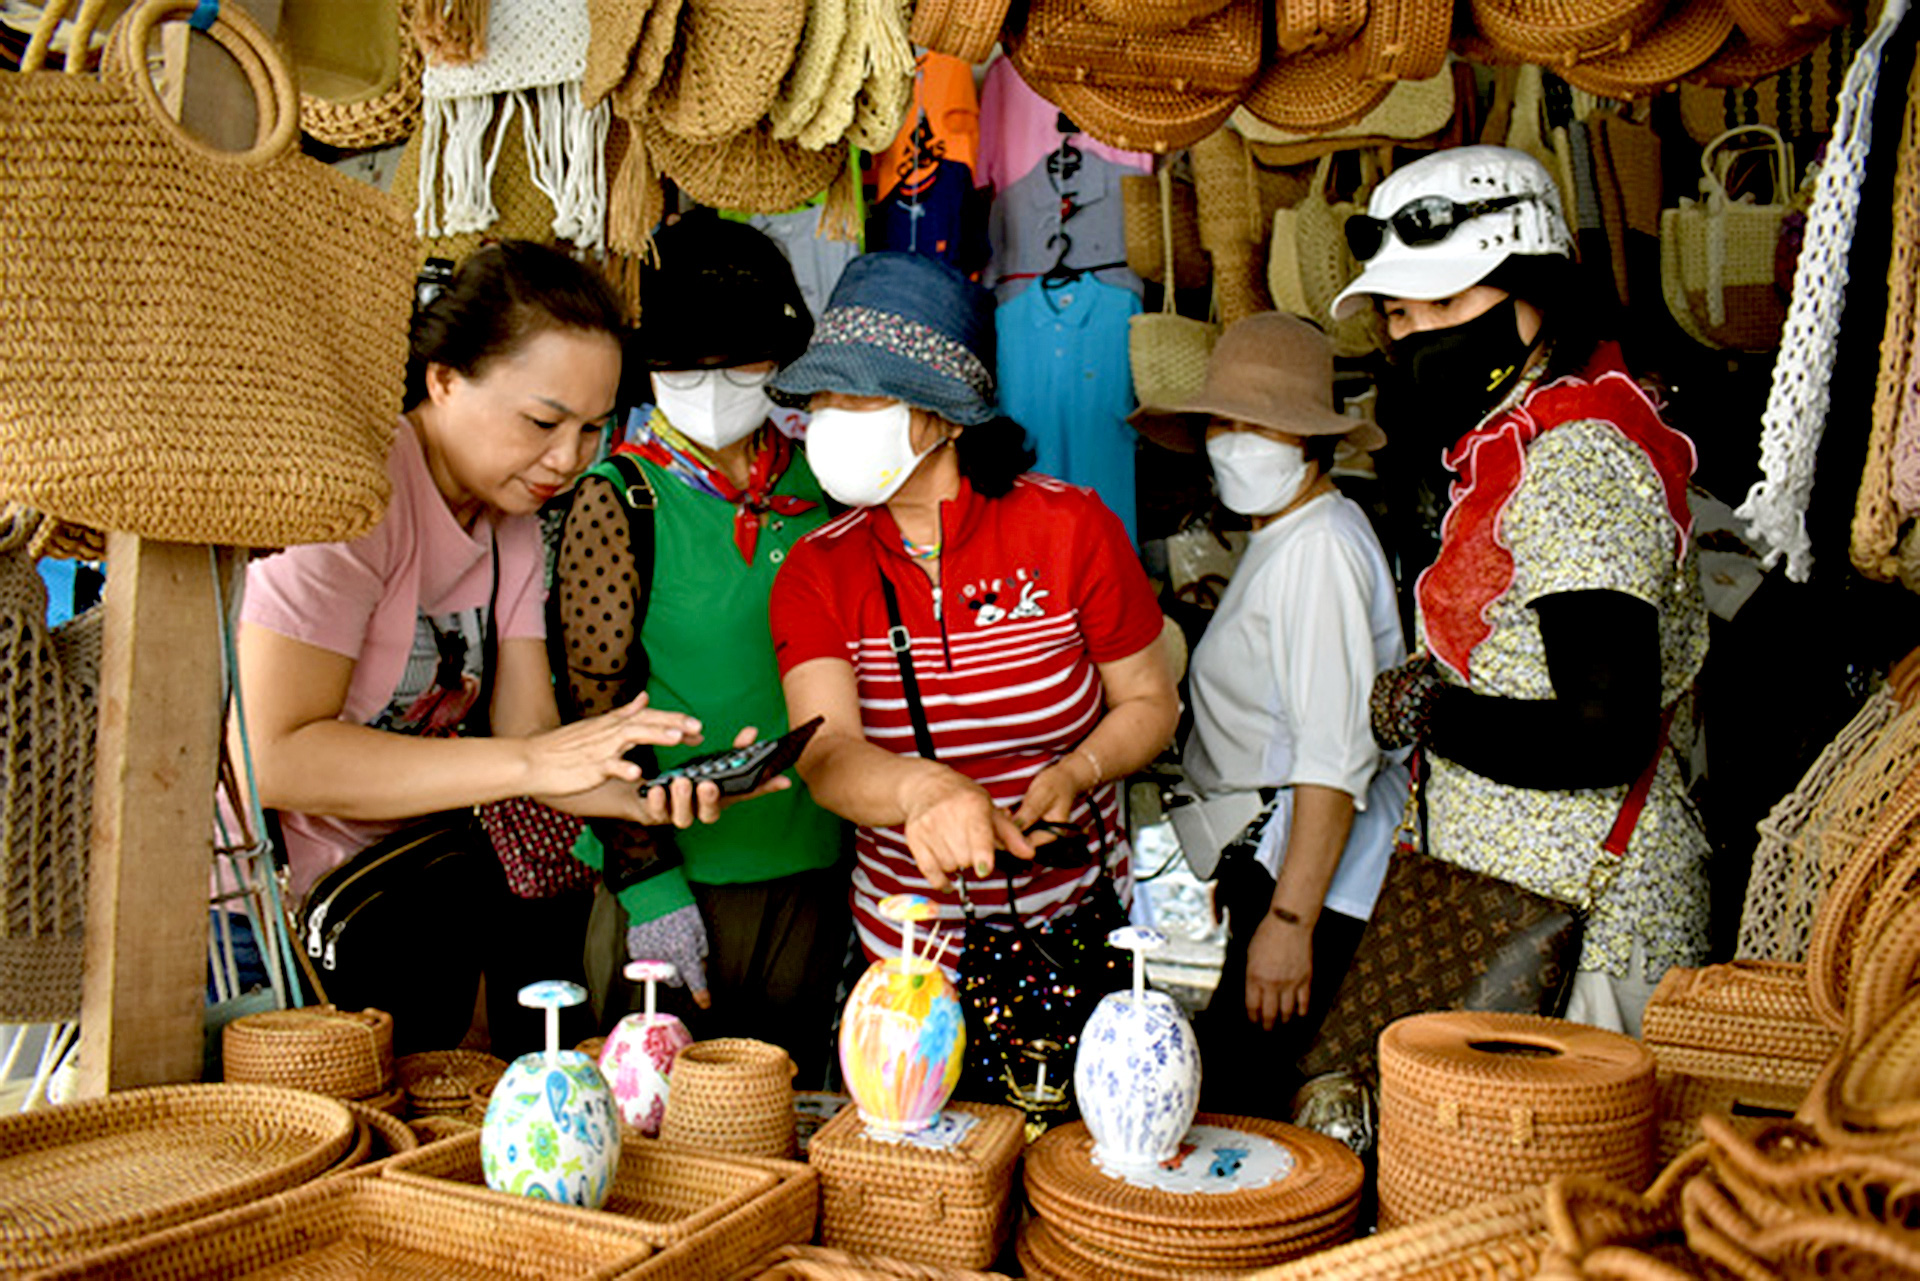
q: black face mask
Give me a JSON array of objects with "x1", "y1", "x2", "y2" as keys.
[{"x1": 1388, "y1": 297, "x2": 1539, "y2": 438}]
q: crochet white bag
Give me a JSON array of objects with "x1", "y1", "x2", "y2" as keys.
[{"x1": 416, "y1": 0, "x2": 610, "y2": 249}]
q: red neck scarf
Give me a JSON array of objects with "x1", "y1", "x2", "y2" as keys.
[
  {"x1": 623, "y1": 416, "x2": 818, "y2": 563},
  {"x1": 1416, "y1": 343, "x2": 1697, "y2": 684}
]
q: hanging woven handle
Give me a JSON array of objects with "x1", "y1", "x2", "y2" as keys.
[
  {"x1": 1699, "y1": 124, "x2": 1792, "y2": 206},
  {"x1": 1158, "y1": 161, "x2": 1177, "y2": 316},
  {"x1": 20, "y1": 0, "x2": 116, "y2": 73},
  {"x1": 100, "y1": 0, "x2": 302, "y2": 167}
]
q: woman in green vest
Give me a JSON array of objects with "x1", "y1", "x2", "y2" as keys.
[{"x1": 551, "y1": 215, "x2": 848, "y2": 1083}]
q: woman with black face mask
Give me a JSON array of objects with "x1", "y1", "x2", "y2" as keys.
[{"x1": 1335, "y1": 145, "x2": 1711, "y2": 1036}]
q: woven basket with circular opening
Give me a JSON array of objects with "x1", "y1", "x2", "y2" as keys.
[
  {"x1": 222, "y1": 1004, "x2": 396, "y2": 1101},
  {"x1": 660, "y1": 1037, "x2": 798, "y2": 1158},
  {"x1": 395, "y1": 1049, "x2": 510, "y2": 1117}
]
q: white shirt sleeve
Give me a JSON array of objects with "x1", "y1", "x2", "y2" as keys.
[{"x1": 1268, "y1": 525, "x2": 1388, "y2": 808}]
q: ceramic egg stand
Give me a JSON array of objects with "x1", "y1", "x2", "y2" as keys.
[
  {"x1": 598, "y1": 960, "x2": 693, "y2": 1136},
  {"x1": 838, "y1": 893, "x2": 967, "y2": 1137},
  {"x1": 481, "y1": 980, "x2": 622, "y2": 1209},
  {"x1": 1074, "y1": 926, "x2": 1203, "y2": 1173}
]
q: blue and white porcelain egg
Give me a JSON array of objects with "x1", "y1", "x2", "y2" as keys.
[
  {"x1": 1074, "y1": 927, "x2": 1202, "y2": 1171},
  {"x1": 481, "y1": 980, "x2": 622, "y2": 1209}
]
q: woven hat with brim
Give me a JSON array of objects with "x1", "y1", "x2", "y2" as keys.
[
  {"x1": 908, "y1": 0, "x2": 1014, "y2": 65},
  {"x1": 1085, "y1": 0, "x2": 1238, "y2": 35},
  {"x1": 1231, "y1": 67, "x2": 1455, "y2": 145},
  {"x1": 770, "y1": 253, "x2": 999, "y2": 427},
  {"x1": 650, "y1": 0, "x2": 808, "y2": 144},
  {"x1": 1005, "y1": 0, "x2": 1263, "y2": 95},
  {"x1": 1468, "y1": 0, "x2": 1666, "y2": 66},
  {"x1": 1031, "y1": 76, "x2": 1242, "y2": 153},
  {"x1": 1557, "y1": 0, "x2": 1734, "y2": 98},
  {"x1": 636, "y1": 215, "x2": 813, "y2": 370},
  {"x1": 1330, "y1": 145, "x2": 1572, "y2": 321},
  {"x1": 293, "y1": 0, "x2": 423, "y2": 150},
  {"x1": 1129, "y1": 313, "x2": 1386, "y2": 454},
  {"x1": 642, "y1": 115, "x2": 848, "y2": 212},
  {"x1": 1244, "y1": 42, "x2": 1392, "y2": 134},
  {"x1": 1688, "y1": 22, "x2": 1827, "y2": 87},
  {"x1": 1722, "y1": 0, "x2": 1847, "y2": 49}
]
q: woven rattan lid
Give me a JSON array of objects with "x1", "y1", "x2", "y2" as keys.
[
  {"x1": 1686, "y1": 22, "x2": 1828, "y2": 86},
  {"x1": 1243, "y1": 42, "x2": 1393, "y2": 134},
  {"x1": 1025, "y1": 1115, "x2": 1364, "y2": 1237},
  {"x1": 1557, "y1": 0, "x2": 1735, "y2": 97},
  {"x1": 808, "y1": 1100, "x2": 1026, "y2": 1209},
  {"x1": 221, "y1": 1004, "x2": 395, "y2": 1100},
  {"x1": 644, "y1": 116, "x2": 848, "y2": 212},
  {"x1": 649, "y1": 0, "x2": 809, "y2": 144},
  {"x1": 908, "y1": 0, "x2": 1014, "y2": 64},
  {"x1": 1380, "y1": 1012, "x2": 1657, "y2": 1121},
  {"x1": 1033, "y1": 77, "x2": 1241, "y2": 153},
  {"x1": 1468, "y1": 0, "x2": 1666, "y2": 64},
  {"x1": 0, "y1": 1083, "x2": 356, "y2": 1272}
]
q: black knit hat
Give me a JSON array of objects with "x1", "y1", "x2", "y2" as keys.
[{"x1": 635, "y1": 212, "x2": 814, "y2": 371}]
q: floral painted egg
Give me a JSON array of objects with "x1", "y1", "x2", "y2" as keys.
[
  {"x1": 840, "y1": 895, "x2": 965, "y2": 1136},
  {"x1": 599, "y1": 960, "x2": 693, "y2": 1136},
  {"x1": 1075, "y1": 927, "x2": 1202, "y2": 1171},
  {"x1": 482, "y1": 981, "x2": 621, "y2": 1208}
]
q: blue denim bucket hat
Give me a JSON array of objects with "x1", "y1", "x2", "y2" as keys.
[{"x1": 769, "y1": 252, "x2": 999, "y2": 426}]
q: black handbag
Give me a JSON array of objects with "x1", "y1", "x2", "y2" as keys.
[
  {"x1": 296, "y1": 810, "x2": 502, "y2": 1055},
  {"x1": 879, "y1": 574, "x2": 1130, "y2": 1106}
]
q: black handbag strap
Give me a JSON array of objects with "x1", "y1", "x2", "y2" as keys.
[{"x1": 880, "y1": 572, "x2": 938, "y2": 762}]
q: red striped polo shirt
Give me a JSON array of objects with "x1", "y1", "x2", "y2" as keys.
[{"x1": 770, "y1": 474, "x2": 1163, "y2": 970}]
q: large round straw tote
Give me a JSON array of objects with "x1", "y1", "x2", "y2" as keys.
[
  {"x1": 0, "y1": 1083, "x2": 356, "y2": 1273},
  {"x1": 0, "y1": 0, "x2": 410, "y2": 550},
  {"x1": 660, "y1": 1037, "x2": 798, "y2": 1158},
  {"x1": 222, "y1": 1005, "x2": 396, "y2": 1101},
  {"x1": 1377, "y1": 1012, "x2": 1658, "y2": 1231}
]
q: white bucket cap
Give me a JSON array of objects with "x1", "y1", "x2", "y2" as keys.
[{"x1": 1331, "y1": 145, "x2": 1573, "y2": 321}]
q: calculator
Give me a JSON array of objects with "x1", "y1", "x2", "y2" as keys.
[{"x1": 646, "y1": 716, "x2": 825, "y2": 797}]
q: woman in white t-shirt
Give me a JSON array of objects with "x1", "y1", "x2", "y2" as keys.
[{"x1": 1133, "y1": 313, "x2": 1408, "y2": 1117}]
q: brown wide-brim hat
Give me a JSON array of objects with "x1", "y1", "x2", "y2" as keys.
[
  {"x1": 1244, "y1": 41, "x2": 1391, "y2": 134},
  {"x1": 1722, "y1": 0, "x2": 1848, "y2": 50},
  {"x1": 1686, "y1": 21, "x2": 1827, "y2": 87},
  {"x1": 1468, "y1": 0, "x2": 1667, "y2": 66},
  {"x1": 1005, "y1": 0, "x2": 1263, "y2": 95},
  {"x1": 1557, "y1": 0, "x2": 1734, "y2": 97},
  {"x1": 909, "y1": 0, "x2": 1014, "y2": 64},
  {"x1": 1029, "y1": 76, "x2": 1242, "y2": 154},
  {"x1": 1130, "y1": 312, "x2": 1387, "y2": 454}
]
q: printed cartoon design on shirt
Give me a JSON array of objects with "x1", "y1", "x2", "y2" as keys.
[
  {"x1": 372, "y1": 606, "x2": 485, "y2": 737},
  {"x1": 961, "y1": 568, "x2": 1050, "y2": 627}
]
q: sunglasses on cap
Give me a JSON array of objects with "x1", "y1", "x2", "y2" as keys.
[{"x1": 1344, "y1": 193, "x2": 1537, "y2": 263}]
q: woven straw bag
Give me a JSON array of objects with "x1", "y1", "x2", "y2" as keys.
[
  {"x1": 1268, "y1": 152, "x2": 1382, "y2": 358},
  {"x1": 1660, "y1": 124, "x2": 1795, "y2": 352},
  {"x1": 1123, "y1": 169, "x2": 1209, "y2": 289},
  {"x1": 0, "y1": 0, "x2": 410, "y2": 549},
  {"x1": 1131, "y1": 165, "x2": 1222, "y2": 412},
  {"x1": 0, "y1": 509, "x2": 99, "y2": 1026},
  {"x1": 292, "y1": 0, "x2": 425, "y2": 150}
]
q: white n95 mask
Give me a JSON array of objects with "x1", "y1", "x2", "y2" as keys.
[
  {"x1": 652, "y1": 369, "x2": 774, "y2": 451},
  {"x1": 804, "y1": 402, "x2": 940, "y2": 507},
  {"x1": 1206, "y1": 431, "x2": 1312, "y2": 517}
]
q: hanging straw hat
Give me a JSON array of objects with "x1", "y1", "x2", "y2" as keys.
[
  {"x1": 908, "y1": 0, "x2": 1014, "y2": 64},
  {"x1": 1468, "y1": 0, "x2": 1667, "y2": 66},
  {"x1": 1722, "y1": 0, "x2": 1848, "y2": 49},
  {"x1": 1687, "y1": 23, "x2": 1829, "y2": 87},
  {"x1": 1244, "y1": 43, "x2": 1392, "y2": 134},
  {"x1": 649, "y1": 0, "x2": 808, "y2": 144},
  {"x1": 1557, "y1": 0, "x2": 1735, "y2": 98},
  {"x1": 1004, "y1": 0, "x2": 1263, "y2": 95},
  {"x1": 292, "y1": 0, "x2": 424, "y2": 151},
  {"x1": 767, "y1": 0, "x2": 851, "y2": 139},
  {"x1": 1230, "y1": 68, "x2": 1455, "y2": 148},
  {"x1": 1276, "y1": 0, "x2": 1369, "y2": 55},
  {"x1": 1034, "y1": 78, "x2": 1243, "y2": 153},
  {"x1": 585, "y1": 0, "x2": 652, "y2": 108},
  {"x1": 610, "y1": 0, "x2": 688, "y2": 116},
  {"x1": 796, "y1": 0, "x2": 914, "y2": 150},
  {"x1": 642, "y1": 115, "x2": 848, "y2": 211},
  {"x1": 1084, "y1": 0, "x2": 1238, "y2": 36}
]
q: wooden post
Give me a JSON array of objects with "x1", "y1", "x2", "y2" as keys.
[{"x1": 72, "y1": 0, "x2": 282, "y2": 1098}]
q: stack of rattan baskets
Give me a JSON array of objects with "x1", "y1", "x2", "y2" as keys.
[
  {"x1": 807, "y1": 1100, "x2": 1026, "y2": 1271},
  {"x1": 1018, "y1": 1114, "x2": 1365, "y2": 1278},
  {"x1": 1250, "y1": 1185, "x2": 1552, "y2": 1280},
  {"x1": 222, "y1": 1004, "x2": 402, "y2": 1113},
  {"x1": 0, "y1": 1083, "x2": 360, "y2": 1274},
  {"x1": 1376, "y1": 1012, "x2": 1657, "y2": 1230},
  {"x1": 659, "y1": 1038, "x2": 798, "y2": 1158},
  {"x1": 393, "y1": 1047, "x2": 509, "y2": 1141},
  {"x1": 736, "y1": 1243, "x2": 1013, "y2": 1279},
  {"x1": 1640, "y1": 959, "x2": 1843, "y2": 1163}
]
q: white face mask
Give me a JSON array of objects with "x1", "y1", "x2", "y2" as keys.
[
  {"x1": 651, "y1": 369, "x2": 773, "y2": 452},
  {"x1": 1206, "y1": 431, "x2": 1313, "y2": 517},
  {"x1": 804, "y1": 402, "x2": 941, "y2": 508}
]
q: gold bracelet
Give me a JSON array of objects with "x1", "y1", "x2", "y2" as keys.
[{"x1": 1077, "y1": 746, "x2": 1104, "y2": 787}]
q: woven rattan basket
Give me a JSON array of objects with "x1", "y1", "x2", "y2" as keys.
[
  {"x1": 809, "y1": 1100, "x2": 1025, "y2": 1270},
  {"x1": 1247, "y1": 1185, "x2": 1551, "y2": 1279},
  {"x1": 384, "y1": 1128, "x2": 780, "y2": 1246},
  {"x1": 607, "y1": 1139, "x2": 823, "y2": 1280},
  {"x1": 660, "y1": 1038, "x2": 798, "y2": 1158},
  {"x1": 395, "y1": 1048, "x2": 509, "y2": 1117},
  {"x1": 737, "y1": 1243, "x2": 1015, "y2": 1279},
  {"x1": 1652, "y1": 1066, "x2": 1806, "y2": 1167},
  {"x1": 0, "y1": 1083, "x2": 357, "y2": 1273},
  {"x1": 1377, "y1": 1013, "x2": 1658, "y2": 1230},
  {"x1": 1641, "y1": 962, "x2": 1840, "y2": 1068},
  {"x1": 1806, "y1": 756, "x2": 1920, "y2": 1030},
  {"x1": 221, "y1": 1004, "x2": 396, "y2": 1101},
  {"x1": 30, "y1": 1169, "x2": 660, "y2": 1279}
]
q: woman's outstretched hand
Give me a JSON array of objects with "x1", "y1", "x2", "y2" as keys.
[{"x1": 524, "y1": 693, "x2": 703, "y2": 797}]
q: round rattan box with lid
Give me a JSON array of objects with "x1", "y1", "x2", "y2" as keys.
[
  {"x1": 221, "y1": 1004, "x2": 396, "y2": 1101},
  {"x1": 1377, "y1": 1011, "x2": 1658, "y2": 1230}
]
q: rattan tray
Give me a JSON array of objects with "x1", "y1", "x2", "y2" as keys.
[
  {"x1": 0, "y1": 1083, "x2": 357, "y2": 1273},
  {"x1": 29, "y1": 1168, "x2": 660, "y2": 1279},
  {"x1": 382, "y1": 1129, "x2": 780, "y2": 1245},
  {"x1": 729, "y1": 1243, "x2": 1014, "y2": 1279},
  {"x1": 604, "y1": 1140, "x2": 821, "y2": 1280},
  {"x1": 1247, "y1": 1185, "x2": 1551, "y2": 1279}
]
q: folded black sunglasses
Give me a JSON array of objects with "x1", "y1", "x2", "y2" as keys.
[{"x1": 1344, "y1": 192, "x2": 1536, "y2": 263}]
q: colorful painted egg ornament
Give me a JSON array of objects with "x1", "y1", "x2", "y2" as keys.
[
  {"x1": 1075, "y1": 926, "x2": 1202, "y2": 1171},
  {"x1": 839, "y1": 894, "x2": 965, "y2": 1135},
  {"x1": 598, "y1": 960, "x2": 693, "y2": 1136},
  {"x1": 482, "y1": 980, "x2": 621, "y2": 1209}
]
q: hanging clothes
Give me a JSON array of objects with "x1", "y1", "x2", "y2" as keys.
[{"x1": 865, "y1": 52, "x2": 987, "y2": 271}]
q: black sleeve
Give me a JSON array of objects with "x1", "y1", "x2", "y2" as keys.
[{"x1": 1424, "y1": 589, "x2": 1663, "y2": 790}]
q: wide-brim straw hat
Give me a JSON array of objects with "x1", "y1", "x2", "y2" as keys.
[
  {"x1": 1243, "y1": 41, "x2": 1392, "y2": 135},
  {"x1": 1005, "y1": 0, "x2": 1263, "y2": 95},
  {"x1": 1130, "y1": 312, "x2": 1386, "y2": 453},
  {"x1": 1085, "y1": 0, "x2": 1238, "y2": 35},
  {"x1": 1687, "y1": 22, "x2": 1829, "y2": 87},
  {"x1": 1558, "y1": 0, "x2": 1736, "y2": 98},
  {"x1": 649, "y1": 0, "x2": 808, "y2": 144},
  {"x1": 1276, "y1": 0, "x2": 1369, "y2": 55},
  {"x1": 642, "y1": 115, "x2": 849, "y2": 212},
  {"x1": 1034, "y1": 76, "x2": 1242, "y2": 153},
  {"x1": 766, "y1": 0, "x2": 851, "y2": 139},
  {"x1": 1468, "y1": 0, "x2": 1667, "y2": 66},
  {"x1": 1231, "y1": 66, "x2": 1455, "y2": 146},
  {"x1": 908, "y1": 0, "x2": 1014, "y2": 64},
  {"x1": 1722, "y1": 0, "x2": 1848, "y2": 49},
  {"x1": 291, "y1": 0, "x2": 423, "y2": 150}
]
